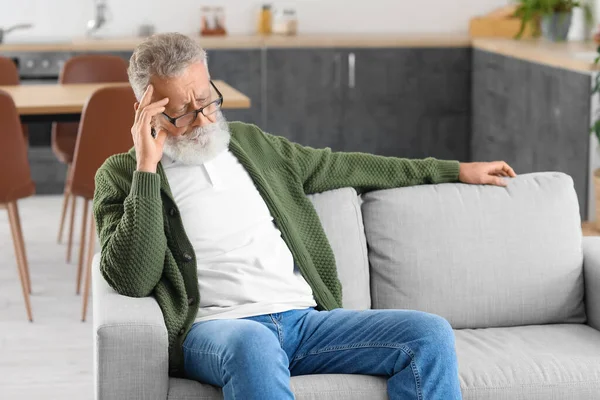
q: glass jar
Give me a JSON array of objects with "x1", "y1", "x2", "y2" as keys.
[{"x1": 272, "y1": 8, "x2": 297, "y2": 35}]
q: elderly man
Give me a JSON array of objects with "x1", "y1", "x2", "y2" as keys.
[{"x1": 94, "y1": 33, "x2": 516, "y2": 400}]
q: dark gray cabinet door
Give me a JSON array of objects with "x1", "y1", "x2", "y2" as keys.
[
  {"x1": 207, "y1": 49, "x2": 263, "y2": 126},
  {"x1": 340, "y1": 48, "x2": 472, "y2": 160},
  {"x1": 472, "y1": 49, "x2": 591, "y2": 219},
  {"x1": 471, "y1": 50, "x2": 532, "y2": 171},
  {"x1": 265, "y1": 48, "x2": 343, "y2": 148}
]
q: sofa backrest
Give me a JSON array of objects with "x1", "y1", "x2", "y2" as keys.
[
  {"x1": 361, "y1": 172, "x2": 586, "y2": 329},
  {"x1": 307, "y1": 188, "x2": 371, "y2": 309}
]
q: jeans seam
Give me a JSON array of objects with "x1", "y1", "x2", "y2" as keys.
[
  {"x1": 269, "y1": 314, "x2": 284, "y2": 348},
  {"x1": 182, "y1": 346, "x2": 237, "y2": 400},
  {"x1": 292, "y1": 342, "x2": 403, "y2": 361},
  {"x1": 400, "y1": 345, "x2": 423, "y2": 400},
  {"x1": 182, "y1": 344, "x2": 222, "y2": 359},
  {"x1": 292, "y1": 342, "x2": 423, "y2": 399}
]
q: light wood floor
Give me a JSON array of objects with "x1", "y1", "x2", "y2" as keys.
[{"x1": 0, "y1": 196, "x2": 93, "y2": 400}]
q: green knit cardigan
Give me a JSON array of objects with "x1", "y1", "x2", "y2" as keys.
[{"x1": 93, "y1": 122, "x2": 460, "y2": 376}]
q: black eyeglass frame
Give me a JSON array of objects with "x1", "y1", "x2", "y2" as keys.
[{"x1": 160, "y1": 80, "x2": 224, "y2": 128}]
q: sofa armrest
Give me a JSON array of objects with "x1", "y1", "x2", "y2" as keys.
[
  {"x1": 92, "y1": 253, "x2": 169, "y2": 400},
  {"x1": 583, "y1": 237, "x2": 600, "y2": 331}
]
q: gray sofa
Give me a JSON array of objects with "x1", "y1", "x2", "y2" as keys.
[{"x1": 93, "y1": 172, "x2": 600, "y2": 400}]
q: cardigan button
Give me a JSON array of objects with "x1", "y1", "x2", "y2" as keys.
[
  {"x1": 179, "y1": 328, "x2": 185, "y2": 336},
  {"x1": 188, "y1": 297, "x2": 195, "y2": 306},
  {"x1": 169, "y1": 208, "x2": 177, "y2": 217},
  {"x1": 183, "y1": 253, "x2": 193, "y2": 262}
]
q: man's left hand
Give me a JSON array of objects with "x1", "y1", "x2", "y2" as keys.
[{"x1": 458, "y1": 161, "x2": 517, "y2": 187}]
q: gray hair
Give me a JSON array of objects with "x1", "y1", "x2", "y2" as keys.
[{"x1": 128, "y1": 32, "x2": 208, "y2": 100}]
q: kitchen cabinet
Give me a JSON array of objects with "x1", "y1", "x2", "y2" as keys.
[
  {"x1": 265, "y1": 48, "x2": 343, "y2": 148},
  {"x1": 207, "y1": 49, "x2": 263, "y2": 126},
  {"x1": 265, "y1": 47, "x2": 472, "y2": 161},
  {"x1": 339, "y1": 48, "x2": 471, "y2": 159},
  {"x1": 472, "y1": 49, "x2": 591, "y2": 218}
]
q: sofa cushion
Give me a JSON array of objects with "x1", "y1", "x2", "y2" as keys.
[
  {"x1": 168, "y1": 374, "x2": 387, "y2": 400},
  {"x1": 308, "y1": 188, "x2": 370, "y2": 310},
  {"x1": 362, "y1": 172, "x2": 585, "y2": 328},
  {"x1": 456, "y1": 324, "x2": 600, "y2": 400}
]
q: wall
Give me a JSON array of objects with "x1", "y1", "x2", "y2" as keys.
[{"x1": 0, "y1": 0, "x2": 510, "y2": 42}]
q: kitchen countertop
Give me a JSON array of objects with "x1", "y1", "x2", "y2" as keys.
[
  {"x1": 472, "y1": 38, "x2": 600, "y2": 74},
  {"x1": 1, "y1": 34, "x2": 599, "y2": 73},
  {"x1": 0, "y1": 34, "x2": 472, "y2": 52}
]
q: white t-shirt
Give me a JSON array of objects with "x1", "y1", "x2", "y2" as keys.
[{"x1": 161, "y1": 149, "x2": 317, "y2": 322}]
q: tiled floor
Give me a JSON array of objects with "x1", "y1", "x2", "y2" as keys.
[{"x1": 0, "y1": 195, "x2": 94, "y2": 400}]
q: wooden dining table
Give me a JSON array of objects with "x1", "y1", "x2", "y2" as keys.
[{"x1": 0, "y1": 80, "x2": 251, "y2": 123}]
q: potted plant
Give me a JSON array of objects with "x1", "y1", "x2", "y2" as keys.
[{"x1": 514, "y1": 0, "x2": 593, "y2": 41}]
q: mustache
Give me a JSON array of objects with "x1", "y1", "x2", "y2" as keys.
[{"x1": 175, "y1": 112, "x2": 228, "y2": 141}]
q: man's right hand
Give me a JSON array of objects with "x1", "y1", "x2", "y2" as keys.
[{"x1": 132, "y1": 84, "x2": 170, "y2": 173}]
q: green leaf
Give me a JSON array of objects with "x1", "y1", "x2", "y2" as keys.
[
  {"x1": 592, "y1": 74, "x2": 600, "y2": 93},
  {"x1": 591, "y1": 119, "x2": 600, "y2": 143}
]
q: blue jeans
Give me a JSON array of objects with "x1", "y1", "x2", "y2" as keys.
[{"x1": 183, "y1": 308, "x2": 462, "y2": 400}]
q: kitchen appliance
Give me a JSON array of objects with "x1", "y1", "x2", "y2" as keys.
[
  {"x1": 8, "y1": 52, "x2": 71, "y2": 82},
  {"x1": 0, "y1": 23, "x2": 33, "y2": 44},
  {"x1": 87, "y1": 0, "x2": 111, "y2": 37}
]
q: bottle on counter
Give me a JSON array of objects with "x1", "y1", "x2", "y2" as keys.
[
  {"x1": 257, "y1": 4, "x2": 272, "y2": 35},
  {"x1": 272, "y1": 8, "x2": 298, "y2": 36}
]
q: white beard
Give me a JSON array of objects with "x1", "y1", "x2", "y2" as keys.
[{"x1": 162, "y1": 112, "x2": 231, "y2": 165}]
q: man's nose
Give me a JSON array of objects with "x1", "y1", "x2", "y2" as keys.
[{"x1": 191, "y1": 110, "x2": 214, "y2": 128}]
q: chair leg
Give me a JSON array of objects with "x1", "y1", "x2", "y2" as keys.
[
  {"x1": 82, "y1": 210, "x2": 96, "y2": 322},
  {"x1": 76, "y1": 199, "x2": 89, "y2": 295},
  {"x1": 7, "y1": 201, "x2": 33, "y2": 322},
  {"x1": 57, "y1": 165, "x2": 72, "y2": 244},
  {"x1": 66, "y1": 195, "x2": 77, "y2": 263},
  {"x1": 11, "y1": 201, "x2": 32, "y2": 294}
]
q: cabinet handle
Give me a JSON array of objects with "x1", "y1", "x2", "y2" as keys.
[
  {"x1": 333, "y1": 53, "x2": 342, "y2": 89},
  {"x1": 348, "y1": 52, "x2": 356, "y2": 89}
]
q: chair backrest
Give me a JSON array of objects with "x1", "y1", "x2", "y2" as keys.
[
  {"x1": 59, "y1": 54, "x2": 129, "y2": 84},
  {"x1": 0, "y1": 56, "x2": 19, "y2": 85},
  {"x1": 53, "y1": 55, "x2": 130, "y2": 163},
  {"x1": 69, "y1": 85, "x2": 136, "y2": 200},
  {"x1": 0, "y1": 90, "x2": 35, "y2": 203},
  {"x1": 0, "y1": 56, "x2": 29, "y2": 142}
]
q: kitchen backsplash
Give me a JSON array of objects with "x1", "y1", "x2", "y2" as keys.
[{"x1": 0, "y1": 0, "x2": 509, "y2": 42}]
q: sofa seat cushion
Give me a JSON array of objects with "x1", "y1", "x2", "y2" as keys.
[
  {"x1": 456, "y1": 324, "x2": 600, "y2": 400},
  {"x1": 168, "y1": 374, "x2": 388, "y2": 400}
]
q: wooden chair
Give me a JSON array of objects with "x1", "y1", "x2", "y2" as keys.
[
  {"x1": 69, "y1": 85, "x2": 136, "y2": 321},
  {"x1": 52, "y1": 55, "x2": 129, "y2": 295},
  {"x1": 0, "y1": 55, "x2": 28, "y2": 142},
  {"x1": 0, "y1": 90, "x2": 36, "y2": 321}
]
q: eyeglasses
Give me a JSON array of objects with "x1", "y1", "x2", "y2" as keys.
[{"x1": 161, "y1": 80, "x2": 223, "y2": 128}]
